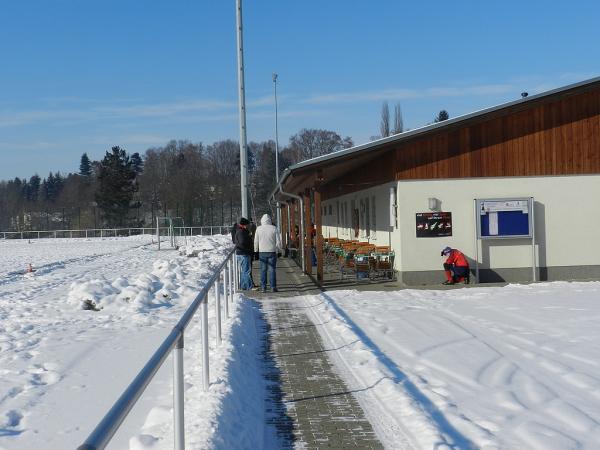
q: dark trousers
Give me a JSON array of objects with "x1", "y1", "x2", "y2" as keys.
[
  {"x1": 259, "y1": 252, "x2": 277, "y2": 289},
  {"x1": 444, "y1": 263, "x2": 469, "y2": 281}
]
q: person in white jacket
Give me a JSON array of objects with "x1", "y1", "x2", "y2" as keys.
[{"x1": 254, "y1": 214, "x2": 282, "y2": 292}]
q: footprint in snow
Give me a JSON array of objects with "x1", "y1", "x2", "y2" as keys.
[{"x1": 28, "y1": 363, "x2": 62, "y2": 386}]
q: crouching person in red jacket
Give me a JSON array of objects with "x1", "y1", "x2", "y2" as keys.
[{"x1": 441, "y1": 246, "x2": 470, "y2": 285}]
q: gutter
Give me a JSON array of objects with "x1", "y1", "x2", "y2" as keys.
[{"x1": 271, "y1": 171, "x2": 305, "y2": 272}]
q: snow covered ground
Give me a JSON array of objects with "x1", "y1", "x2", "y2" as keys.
[
  {"x1": 304, "y1": 283, "x2": 600, "y2": 449},
  {"x1": 0, "y1": 235, "x2": 271, "y2": 450},
  {"x1": 3, "y1": 235, "x2": 600, "y2": 449}
]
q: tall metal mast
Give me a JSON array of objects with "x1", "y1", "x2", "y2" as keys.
[
  {"x1": 273, "y1": 73, "x2": 281, "y2": 230},
  {"x1": 236, "y1": 0, "x2": 249, "y2": 218}
]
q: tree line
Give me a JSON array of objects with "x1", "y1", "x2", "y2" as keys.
[
  {"x1": 376, "y1": 101, "x2": 449, "y2": 140},
  {"x1": 0, "y1": 128, "x2": 353, "y2": 231}
]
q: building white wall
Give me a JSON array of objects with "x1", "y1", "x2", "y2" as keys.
[
  {"x1": 321, "y1": 183, "x2": 403, "y2": 267},
  {"x1": 397, "y1": 174, "x2": 600, "y2": 273},
  {"x1": 320, "y1": 174, "x2": 600, "y2": 281}
]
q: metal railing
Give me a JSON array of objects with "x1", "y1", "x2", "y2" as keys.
[
  {"x1": 0, "y1": 226, "x2": 230, "y2": 240},
  {"x1": 78, "y1": 248, "x2": 239, "y2": 450}
]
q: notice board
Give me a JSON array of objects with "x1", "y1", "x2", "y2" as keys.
[
  {"x1": 416, "y1": 212, "x2": 452, "y2": 238},
  {"x1": 476, "y1": 198, "x2": 533, "y2": 239}
]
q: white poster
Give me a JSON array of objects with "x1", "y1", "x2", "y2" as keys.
[
  {"x1": 488, "y1": 211, "x2": 499, "y2": 235},
  {"x1": 481, "y1": 200, "x2": 529, "y2": 213}
]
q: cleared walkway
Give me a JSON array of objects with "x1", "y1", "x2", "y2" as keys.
[{"x1": 249, "y1": 257, "x2": 384, "y2": 449}]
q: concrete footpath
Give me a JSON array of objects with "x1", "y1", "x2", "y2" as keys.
[{"x1": 248, "y1": 257, "x2": 384, "y2": 449}]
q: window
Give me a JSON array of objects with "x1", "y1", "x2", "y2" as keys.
[
  {"x1": 343, "y1": 202, "x2": 348, "y2": 229},
  {"x1": 351, "y1": 199, "x2": 356, "y2": 234},
  {"x1": 336, "y1": 201, "x2": 340, "y2": 225},
  {"x1": 365, "y1": 197, "x2": 370, "y2": 238},
  {"x1": 371, "y1": 196, "x2": 377, "y2": 239},
  {"x1": 359, "y1": 199, "x2": 365, "y2": 238}
]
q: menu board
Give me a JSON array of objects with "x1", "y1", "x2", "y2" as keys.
[{"x1": 416, "y1": 212, "x2": 452, "y2": 238}]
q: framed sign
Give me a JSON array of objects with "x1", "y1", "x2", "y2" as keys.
[
  {"x1": 416, "y1": 212, "x2": 452, "y2": 238},
  {"x1": 476, "y1": 198, "x2": 533, "y2": 239}
]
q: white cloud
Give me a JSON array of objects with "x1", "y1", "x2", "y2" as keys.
[
  {"x1": 0, "y1": 140, "x2": 59, "y2": 151},
  {"x1": 302, "y1": 83, "x2": 516, "y2": 105},
  {"x1": 0, "y1": 98, "x2": 237, "y2": 128}
]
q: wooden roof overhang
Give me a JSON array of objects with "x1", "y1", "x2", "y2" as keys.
[
  {"x1": 272, "y1": 75, "x2": 600, "y2": 201},
  {"x1": 276, "y1": 144, "x2": 393, "y2": 199}
]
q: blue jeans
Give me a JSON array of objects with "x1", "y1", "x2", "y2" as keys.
[
  {"x1": 237, "y1": 254, "x2": 253, "y2": 290},
  {"x1": 259, "y1": 252, "x2": 277, "y2": 290}
]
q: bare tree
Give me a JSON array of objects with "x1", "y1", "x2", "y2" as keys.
[
  {"x1": 380, "y1": 101, "x2": 390, "y2": 138},
  {"x1": 393, "y1": 102, "x2": 404, "y2": 134},
  {"x1": 286, "y1": 129, "x2": 353, "y2": 165}
]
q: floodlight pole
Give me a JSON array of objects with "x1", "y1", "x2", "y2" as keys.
[
  {"x1": 273, "y1": 73, "x2": 281, "y2": 231},
  {"x1": 236, "y1": 0, "x2": 249, "y2": 218}
]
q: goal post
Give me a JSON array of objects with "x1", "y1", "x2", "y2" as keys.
[{"x1": 156, "y1": 216, "x2": 187, "y2": 250}]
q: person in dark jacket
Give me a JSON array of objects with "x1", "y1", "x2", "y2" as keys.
[
  {"x1": 248, "y1": 218, "x2": 258, "y2": 260},
  {"x1": 441, "y1": 246, "x2": 470, "y2": 285},
  {"x1": 235, "y1": 217, "x2": 255, "y2": 290},
  {"x1": 230, "y1": 222, "x2": 239, "y2": 244}
]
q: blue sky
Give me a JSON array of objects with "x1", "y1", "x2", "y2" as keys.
[{"x1": 1, "y1": 0, "x2": 599, "y2": 181}]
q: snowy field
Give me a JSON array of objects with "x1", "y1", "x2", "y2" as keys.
[
  {"x1": 304, "y1": 283, "x2": 600, "y2": 449},
  {"x1": 0, "y1": 235, "x2": 271, "y2": 450},
  {"x1": 2, "y1": 235, "x2": 600, "y2": 449}
]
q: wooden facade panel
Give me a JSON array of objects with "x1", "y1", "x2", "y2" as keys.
[
  {"x1": 391, "y1": 89, "x2": 600, "y2": 181},
  {"x1": 320, "y1": 88, "x2": 600, "y2": 201}
]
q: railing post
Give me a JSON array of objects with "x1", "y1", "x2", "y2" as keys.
[
  {"x1": 228, "y1": 258, "x2": 232, "y2": 299},
  {"x1": 173, "y1": 333, "x2": 185, "y2": 450},
  {"x1": 231, "y1": 255, "x2": 235, "y2": 295},
  {"x1": 233, "y1": 255, "x2": 238, "y2": 291},
  {"x1": 157, "y1": 218, "x2": 161, "y2": 251},
  {"x1": 201, "y1": 299, "x2": 210, "y2": 391},
  {"x1": 223, "y1": 263, "x2": 230, "y2": 319},
  {"x1": 214, "y1": 279, "x2": 222, "y2": 346}
]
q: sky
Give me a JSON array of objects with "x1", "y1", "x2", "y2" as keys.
[{"x1": 1, "y1": 0, "x2": 599, "y2": 181}]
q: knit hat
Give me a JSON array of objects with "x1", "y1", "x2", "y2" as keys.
[{"x1": 239, "y1": 217, "x2": 250, "y2": 225}]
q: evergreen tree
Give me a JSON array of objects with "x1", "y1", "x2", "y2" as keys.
[
  {"x1": 26, "y1": 175, "x2": 41, "y2": 202},
  {"x1": 130, "y1": 152, "x2": 144, "y2": 175},
  {"x1": 95, "y1": 146, "x2": 137, "y2": 226},
  {"x1": 434, "y1": 110, "x2": 450, "y2": 122},
  {"x1": 43, "y1": 173, "x2": 59, "y2": 202},
  {"x1": 79, "y1": 153, "x2": 92, "y2": 177},
  {"x1": 54, "y1": 172, "x2": 65, "y2": 193}
]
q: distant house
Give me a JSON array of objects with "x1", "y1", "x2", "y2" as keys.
[{"x1": 273, "y1": 76, "x2": 600, "y2": 285}]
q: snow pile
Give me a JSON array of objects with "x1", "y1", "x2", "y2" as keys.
[
  {"x1": 65, "y1": 235, "x2": 231, "y2": 312},
  {"x1": 178, "y1": 235, "x2": 231, "y2": 258}
]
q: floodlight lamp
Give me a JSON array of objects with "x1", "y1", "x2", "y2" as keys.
[{"x1": 428, "y1": 197, "x2": 438, "y2": 210}]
